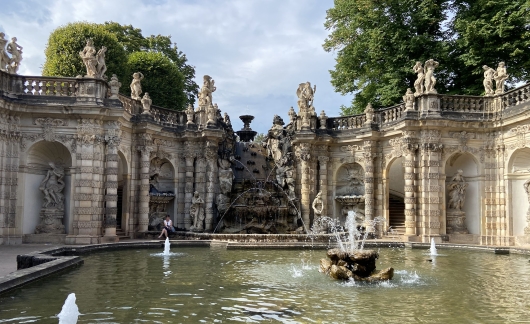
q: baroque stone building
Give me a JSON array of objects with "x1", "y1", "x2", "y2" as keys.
[{"x1": 0, "y1": 56, "x2": 530, "y2": 247}]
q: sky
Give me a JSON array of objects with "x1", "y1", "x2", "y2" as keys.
[{"x1": 0, "y1": 0, "x2": 352, "y2": 134}]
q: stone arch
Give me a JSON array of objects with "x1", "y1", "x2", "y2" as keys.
[
  {"x1": 333, "y1": 162, "x2": 365, "y2": 223},
  {"x1": 116, "y1": 150, "x2": 130, "y2": 234},
  {"x1": 21, "y1": 141, "x2": 73, "y2": 235},
  {"x1": 444, "y1": 152, "x2": 480, "y2": 235},
  {"x1": 148, "y1": 157, "x2": 176, "y2": 230},
  {"x1": 506, "y1": 148, "x2": 530, "y2": 238},
  {"x1": 384, "y1": 156, "x2": 405, "y2": 233}
]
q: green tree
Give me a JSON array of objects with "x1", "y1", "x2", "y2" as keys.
[
  {"x1": 43, "y1": 21, "x2": 198, "y2": 110},
  {"x1": 253, "y1": 133, "x2": 267, "y2": 143},
  {"x1": 42, "y1": 22, "x2": 127, "y2": 81},
  {"x1": 451, "y1": 0, "x2": 530, "y2": 95},
  {"x1": 323, "y1": 0, "x2": 530, "y2": 115},
  {"x1": 127, "y1": 52, "x2": 187, "y2": 109},
  {"x1": 102, "y1": 22, "x2": 199, "y2": 107}
]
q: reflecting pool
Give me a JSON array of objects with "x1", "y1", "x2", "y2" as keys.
[{"x1": 1, "y1": 247, "x2": 529, "y2": 323}]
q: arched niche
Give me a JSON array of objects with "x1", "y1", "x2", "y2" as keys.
[
  {"x1": 116, "y1": 150, "x2": 129, "y2": 232},
  {"x1": 444, "y1": 152, "x2": 480, "y2": 234},
  {"x1": 148, "y1": 157, "x2": 176, "y2": 228},
  {"x1": 385, "y1": 156, "x2": 405, "y2": 232},
  {"x1": 333, "y1": 162, "x2": 365, "y2": 222},
  {"x1": 507, "y1": 148, "x2": 530, "y2": 236},
  {"x1": 22, "y1": 141, "x2": 73, "y2": 234}
]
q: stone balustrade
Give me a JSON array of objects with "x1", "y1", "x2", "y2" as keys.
[
  {"x1": 502, "y1": 83, "x2": 530, "y2": 110},
  {"x1": 118, "y1": 94, "x2": 140, "y2": 115},
  {"x1": 439, "y1": 95, "x2": 485, "y2": 112},
  {"x1": 150, "y1": 105, "x2": 186, "y2": 127},
  {"x1": 328, "y1": 114, "x2": 366, "y2": 130},
  {"x1": 0, "y1": 71, "x2": 78, "y2": 96},
  {"x1": 380, "y1": 103, "x2": 406, "y2": 124}
]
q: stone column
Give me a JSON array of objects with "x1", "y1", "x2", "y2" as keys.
[
  {"x1": 419, "y1": 140, "x2": 443, "y2": 243},
  {"x1": 317, "y1": 156, "x2": 329, "y2": 217},
  {"x1": 363, "y1": 141, "x2": 375, "y2": 231},
  {"x1": 497, "y1": 145, "x2": 507, "y2": 245},
  {"x1": 296, "y1": 143, "x2": 311, "y2": 229},
  {"x1": 137, "y1": 145, "x2": 153, "y2": 232},
  {"x1": 176, "y1": 156, "x2": 186, "y2": 229},
  {"x1": 183, "y1": 143, "x2": 195, "y2": 230},
  {"x1": 402, "y1": 135, "x2": 418, "y2": 239},
  {"x1": 205, "y1": 142, "x2": 218, "y2": 231},
  {"x1": 103, "y1": 136, "x2": 120, "y2": 241}
]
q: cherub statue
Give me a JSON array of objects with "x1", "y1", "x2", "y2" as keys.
[{"x1": 130, "y1": 72, "x2": 144, "y2": 100}]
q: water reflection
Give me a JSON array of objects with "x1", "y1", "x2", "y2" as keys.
[{"x1": 0, "y1": 248, "x2": 529, "y2": 323}]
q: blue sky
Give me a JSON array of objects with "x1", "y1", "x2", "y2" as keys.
[{"x1": 0, "y1": 0, "x2": 352, "y2": 134}]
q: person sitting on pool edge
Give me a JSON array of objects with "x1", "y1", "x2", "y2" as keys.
[{"x1": 158, "y1": 215, "x2": 175, "y2": 239}]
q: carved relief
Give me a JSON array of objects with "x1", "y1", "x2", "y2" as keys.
[{"x1": 34, "y1": 118, "x2": 67, "y2": 142}]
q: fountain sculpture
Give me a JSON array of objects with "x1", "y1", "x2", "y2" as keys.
[{"x1": 318, "y1": 212, "x2": 394, "y2": 282}]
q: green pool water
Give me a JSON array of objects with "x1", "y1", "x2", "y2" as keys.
[{"x1": 1, "y1": 246, "x2": 529, "y2": 323}]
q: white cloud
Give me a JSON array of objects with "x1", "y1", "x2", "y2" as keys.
[{"x1": 0, "y1": 0, "x2": 352, "y2": 134}]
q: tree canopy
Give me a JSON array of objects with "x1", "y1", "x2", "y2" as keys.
[
  {"x1": 43, "y1": 21, "x2": 199, "y2": 110},
  {"x1": 324, "y1": 0, "x2": 530, "y2": 115}
]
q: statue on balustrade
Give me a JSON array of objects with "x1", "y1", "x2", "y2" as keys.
[
  {"x1": 424, "y1": 59, "x2": 439, "y2": 94},
  {"x1": 448, "y1": 170, "x2": 467, "y2": 211},
  {"x1": 6, "y1": 37, "x2": 22, "y2": 74},
  {"x1": 494, "y1": 62, "x2": 508, "y2": 94},
  {"x1": 141, "y1": 92, "x2": 152, "y2": 114},
  {"x1": 198, "y1": 75, "x2": 216, "y2": 107},
  {"x1": 482, "y1": 65, "x2": 495, "y2": 96},
  {"x1": 403, "y1": 88, "x2": 415, "y2": 110},
  {"x1": 0, "y1": 33, "x2": 10, "y2": 72},
  {"x1": 413, "y1": 61, "x2": 424, "y2": 96},
  {"x1": 190, "y1": 191, "x2": 205, "y2": 232},
  {"x1": 130, "y1": 72, "x2": 144, "y2": 100}
]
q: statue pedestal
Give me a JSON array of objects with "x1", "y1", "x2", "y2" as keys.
[
  {"x1": 446, "y1": 210, "x2": 468, "y2": 234},
  {"x1": 35, "y1": 208, "x2": 65, "y2": 234}
]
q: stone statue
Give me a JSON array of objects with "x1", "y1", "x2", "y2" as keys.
[
  {"x1": 79, "y1": 39, "x2": 97, "y2": 77},
  {"x1": 223, "y1": 112, "x2": 231, "y2": 126},
  {"x1": 108, "y1": 74, "x2": 121, "y2": 99},
  {"x1": 190, "y1": 191, "x2": 205, "y2": 231},
  {"x1": 296, "y1": 81, "x2": 316, "y2": 109},
  {"x1": 0, "y1": 33, "x2": 10, "y2": 72},
  {"x1": 403, "y1": 88, "x2": 415, "y2": 110},
  {"x1": 6, "y1": 37, "x2": 22, "y2": 74},
  {"x1": 130, "y1": 72, "x2": 144, "y2": 100},
  {"x1": 218, "y1": 159, "x2": 234, "y2": 195},
  {"x1": 494, "y1": 62, "x2": 508, "y2": 94},
  {"x1": 364, "y1": 103, "x2": 374, "y2": 125},
  {"x1": 39, "y1": 162, "x2": 65, "y2": 210},
  {"x1": 312, "y1": 191, "x2": 324, "y2": 217},
  {"x1": 413, "y1": 61, "x2": 424, "y2": 96},
  {"x1": 198, "y1": 75, "x2": 216, "y2": 106},
  {"x1": 186, "y1": 104, "x2": 195, "y2": 124},
  {"x1": 141, "y1": 92, "x2": 152, "y2": 114},
  {"x1": 424, "y1": 59, "x2": 439, "y2": 94},
  {"x1": 447, "y1": 170, "x2": 467, "y2": 210},
  {"x1": 95, "y1": 46, "x2": 107, "y2": 79},
  {"x1": 482, "y1": 65, "x2": 495, "y2": 96}
]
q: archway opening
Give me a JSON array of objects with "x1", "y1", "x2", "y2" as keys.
[{"x1": 386, "y1": 157, "x2": 405, "y2": 234}]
